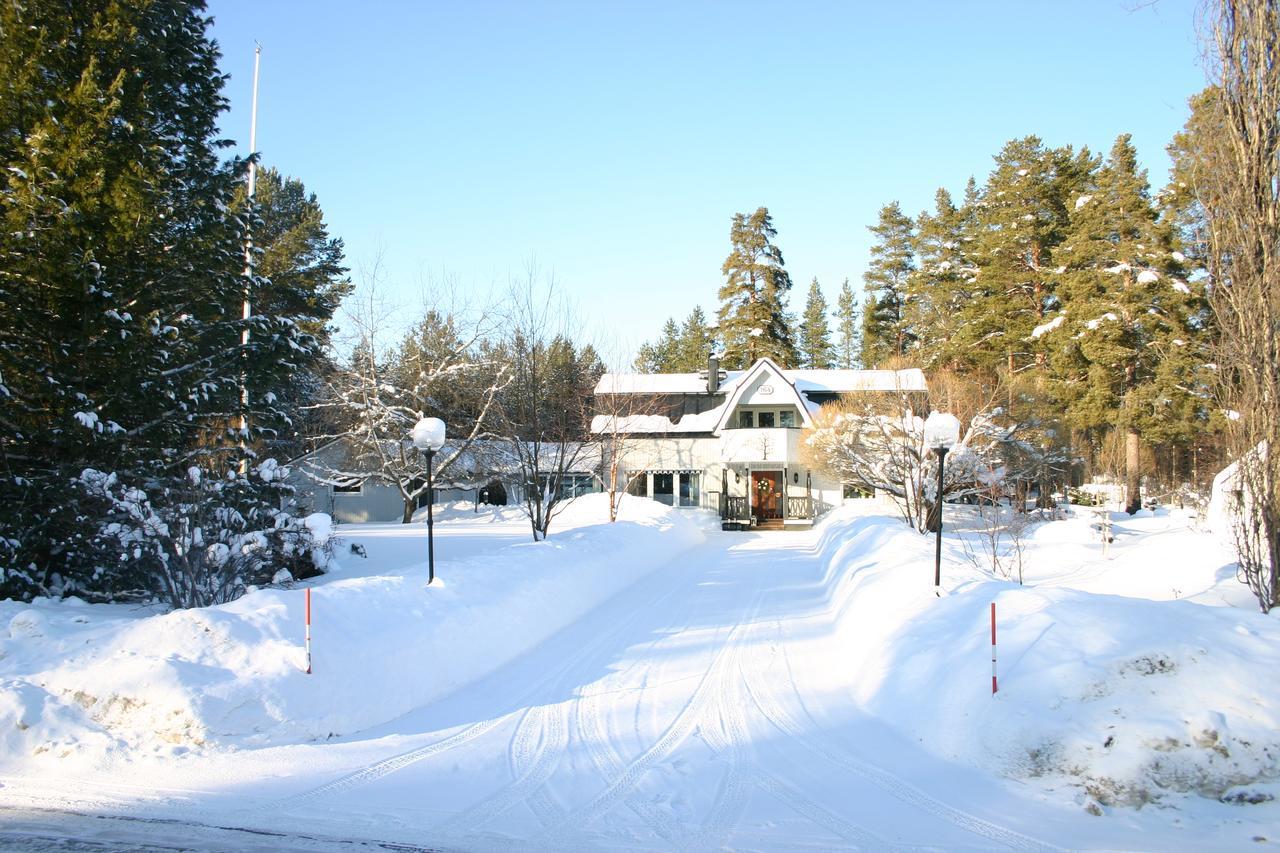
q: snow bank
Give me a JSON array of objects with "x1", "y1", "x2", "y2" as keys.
[
  {"x1": 0, "y1": 495, "x2": 706, "y2": 766},
  {"x1": 810, "y1": 506, "x2": 1280, "y2": 810}
]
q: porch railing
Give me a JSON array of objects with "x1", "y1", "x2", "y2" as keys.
[
  {"x1": 725, "y1": 496, "x2": 750, "y2": 520},
  {"x1": 786, "y1": 495, "x2": 814, "y2": 520}
]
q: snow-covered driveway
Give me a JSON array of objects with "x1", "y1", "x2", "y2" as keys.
[
  {"x1": 1, "y1": 504, "x2": 1274, "y2": 850},
  {"x1": 262, "y1": 529, "x2": 1053, "y2": 851}
]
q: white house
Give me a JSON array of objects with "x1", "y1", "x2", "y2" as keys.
[{"x1": 592, "y1": 355, "x2": 927, "y2": 530}]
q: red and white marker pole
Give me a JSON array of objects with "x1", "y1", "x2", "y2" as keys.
[
  {"x1": 990, "y1": 602, "x2": 998, "y2": 695},
  {"x1": 305, "y1": 587, "x2": 313, "y2": 675}
]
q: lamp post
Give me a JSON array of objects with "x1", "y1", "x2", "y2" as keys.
[
  {"x1": 923, "y1": 412, "x2": 961, "y2": 596},
  {"x1": 412, "y1": 417, "x2": 446, "y2": 585}
]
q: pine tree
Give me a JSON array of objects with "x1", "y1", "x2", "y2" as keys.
[
  {"x1": 1047, "y1": 135, "x2": 1206, "y2": 513},
  {"x1": 860, "y1": 202, "x2": 916, "y2": 367},
  {"x1": 674, "y1": 306, "x2": 717, "y2": 371},
  {"x1": 717, "y1": 207, "x2": 797, "y2": 368},
  {"x1": 238, "y1": 167, "x2": 350, "y2": 457},
  {"x1": 0, "y1": 0, "x2": 321, "y2": 601},
  {"x1": 905, "y1": 188, "x2": 976, "y2": 369},
  {"x1": 240, "y1": 167, "x2": 350, "y2": 347},
  {"x1": 634, "y1": 318, "x2": 681, "y2": 372},
  {"x1": 963, "y1": 137, "x2": 1094, "y2": 374},
  {"x1": 834, "y1": 278, "x2": 859, "y2": 369},
  {"x1": 798, "y1": 278, "x2": 835, "y2": 369}
]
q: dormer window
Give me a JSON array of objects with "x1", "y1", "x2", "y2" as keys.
[
  {"x1": 738, "y1": 411, "x2": 754, "y2": 428},
  {"x1": 758, "y1": 412, "x2": 776, "y2": 428},
  {"x1": 779, "y1": 410, "x2": 796, "y2": 428}
]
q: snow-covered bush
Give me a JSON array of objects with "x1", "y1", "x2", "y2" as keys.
[{"x1": 74, "y1": 460, "x2": 332, "y2": 608}]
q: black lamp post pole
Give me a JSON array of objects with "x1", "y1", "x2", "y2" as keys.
[
  {"x1": 934, "y1": 445, "x2": 949, "y2": 595},
  {"x1": 426, "y1": 448, "x2": 436, "y2": 585}
]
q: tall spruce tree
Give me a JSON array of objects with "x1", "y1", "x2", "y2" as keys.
[
  {"x1": 717, "y1": 207, "x2": 796, "y2": 368},
  {"x1": 0, "y1": 0, "x2": 322, "y2": 601},
  {"x1": 1046, "y1": 135, "x2": 1206, "y2": 513},
  {"x1": 799, "y1": 278, "x2": 835, "y2": 369},
  {"x1": 860, "y1": 202, "x2": 916, "y2": 367},
  {"x1": 834, "y1": 278, "x2": 859, "y2": 368}
]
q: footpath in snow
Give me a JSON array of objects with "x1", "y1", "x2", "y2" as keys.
[{"x1": 0, "y1": 496, "x2": 1277, "y2": 850}]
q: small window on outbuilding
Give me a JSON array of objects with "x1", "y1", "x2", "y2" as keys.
[{"x1": 843, "y1": 483, "x2": 873, "y2": 499}]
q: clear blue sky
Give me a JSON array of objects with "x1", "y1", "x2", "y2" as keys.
[{"x1": 207, "y1": 0, "x2": 1207, "y2": 362}]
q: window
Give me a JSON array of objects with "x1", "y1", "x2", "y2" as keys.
[
  {"x1": 332, "y1": 478, "x2": 363, "y2": 494},
  {"x1": 779, "y1": 410, "x2": 796, "y2": 428},
  {"x1": 843, "y1": 483, "x2": 873, "y2": 499},
  {"x1": 627, "y1": 474, "x2": 648, "y2": 497},
  {"x1": 679, "y1": 472, "x2": 700, "y2": 507},
  {"x1": 738, "y1": 410, "x2": 754, "y2": 429},
  {"x1": 539, "y1": 473, "x2": 598, "y2": 500},
  {"x1": 653, "y1": 472, "x2": 675, "y2": 506},
  {"x1": 758, "y1": 411, "x2": 776, "y2": 428}
]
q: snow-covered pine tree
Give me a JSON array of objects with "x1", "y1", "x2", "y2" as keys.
[
  {"x1": 0, "y1": 0, "x2": 324, "y2": 603},
  {"x1": 834, "y1": 278, "x2": 859, "y2": 369},
  {"x1": 717, "y1": 207, "x2": 797, "y2": 369},
  {"x1": 1046, "y1": 134, "x2": 1207, "y2": 514},
  {"x1": 799, "y1": 278, "x2": 835, "y2": 369},
  {"x1": 238, "y1": 167, "x2": 350, "y2": 459},
  {"x1": 905, "y1": 188, "x2": 977, "y2": 370},
  {"x1": 860, "y1": 202, "x2": 916, "y2": 367}
]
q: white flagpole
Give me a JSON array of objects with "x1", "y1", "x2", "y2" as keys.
[{"x1": 240, "y1": 43, "x2": 261, "y2": 471}]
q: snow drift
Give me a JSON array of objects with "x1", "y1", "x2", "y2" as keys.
[
  {"x1": 811, "y1": 507, "x2": 1280, "y2": 809},
  {"x1": 0, "y1": 495, "x2": 707, "y2": 767}
]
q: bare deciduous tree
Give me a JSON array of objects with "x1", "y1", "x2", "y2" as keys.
[
  {"x1": 1194, "y1": 0, "x2": 1280, "y2": 611},
  {"x1": 496, "y1": 269, "x2": 603, "y2": 540},
  {"x1": 310, "y1": 262, "x2": 510, "y2": 522}
]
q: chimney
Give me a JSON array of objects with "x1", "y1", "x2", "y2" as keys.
[{"x1": 708, "y1": 351, "x2": 720, "y2": 394}]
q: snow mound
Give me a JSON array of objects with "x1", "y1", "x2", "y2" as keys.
[
  {"x1": 809, "y1": 507, "x2": 1280, "y2": 809},
  {"x1": 0, "y1": 495, "x2": 706, "y2": 766}
]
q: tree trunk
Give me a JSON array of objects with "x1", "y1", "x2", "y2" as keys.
[
  {"x1": 402, "y1": 497, "x2": 414, "y2": 524},
  {"x1": 1124, "y1": 429, "x2": 1142, "y2": 515}
]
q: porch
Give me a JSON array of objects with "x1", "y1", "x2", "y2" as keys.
[{"x1": 718, "y1": 465, "x2": 817, "y2": 532}]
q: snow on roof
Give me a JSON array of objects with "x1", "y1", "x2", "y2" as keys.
[
  {"x1": 594, "y1": 373, "x2": 724, "y2": 395},
  {"x1": 787, "y1": 368, "x2": 927, "y2": 394},
  {"x1": 596, "y1": 364, "x2": 927, "y2": 396},
  {"x1": 590, "y1": 406, "x2": 726, "y2": 435}
]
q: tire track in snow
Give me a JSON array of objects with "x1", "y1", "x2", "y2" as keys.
[
  {"x1": 742, "y1": 619, "x2": 1064, "y2": 853},
  {"x1": 277, "y1": 574, "x2": 687, "y2": 810},
  {"x1": 431, "y1": 700, "x2": 569, "y2": 835},
  {"x1": 688, "y1": 633, "x2": 753, "y2": 849},
  {"x1": 537, "y1": 583, "x2": 767, "y2": 845}
]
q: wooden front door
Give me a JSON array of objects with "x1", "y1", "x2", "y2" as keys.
[{"x1": 752, "y1": 471, "x2": 782, "y2": 521}]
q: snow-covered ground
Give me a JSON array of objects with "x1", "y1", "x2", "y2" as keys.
[{"x1": 0, "y1": 495, "x2": 1276, "y2": 850}]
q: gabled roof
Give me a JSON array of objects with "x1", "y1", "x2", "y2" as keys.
[
  {"x1": 594, "y1": 365, "x2": 927, "y2": 396},
  {"x1": 709, "y1": 357, "x2": 814, "y2": 434}
]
